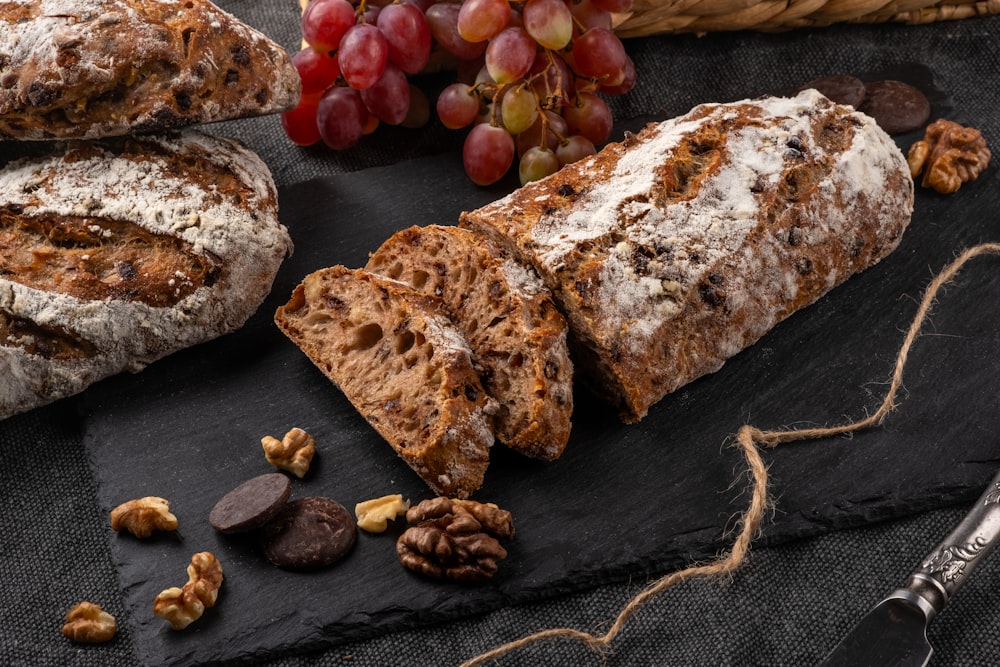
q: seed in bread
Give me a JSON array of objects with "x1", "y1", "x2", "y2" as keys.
[
  {"x1": 0, "y1": 0, "x2": 301, "y2": 141},
  {"x1": 460, "y1": 90, "x2": 914, "y2": 421},
  {"x1": 273, "y1": 266, "x2": 497, "y2": 499},
  {"x1": 0, "y1": 130, "x2": 293, "y2": 419},
  {"x1": 366, "y1": 225, "x2": 573, "y2": 461}
]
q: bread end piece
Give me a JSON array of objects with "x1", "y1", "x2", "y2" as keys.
[{"x1": 274, "y1": 266, "x2": 496, "y2": 499}]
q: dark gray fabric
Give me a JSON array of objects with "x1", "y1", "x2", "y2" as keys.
[{"x1": 2, "y1": 2, "x2": 999, "y2": 665}]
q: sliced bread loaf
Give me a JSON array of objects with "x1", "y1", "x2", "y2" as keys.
[
  {"x1": 366, "y1": 225, "x2": 573, "y2": 461},
  {"x1": 274, "y1": 265, "x2": 497, "y2": 499}
]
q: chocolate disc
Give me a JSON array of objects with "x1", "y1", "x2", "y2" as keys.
[
  {"x1": 859, "y1": 80, "x2": 930, "y2": 135},
  {"x1": 260, "y1": 497, "x2": 357, "y2": 570},
  {"x1": 209, "y1": 473, "x2": 291, "y2": 534},
  {"x1": 797, "y1": 74, "x2": 866, "y2": 108}
]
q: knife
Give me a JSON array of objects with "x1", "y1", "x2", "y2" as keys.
[{"x1": 818, "y1": 467, "x2": 1000, "y2": 666}]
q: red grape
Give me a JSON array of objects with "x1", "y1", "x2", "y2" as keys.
[
  {"x1": 518, "y1": 145, "x2": 560, "y2": 184},
  {"x1": 562, "y1": 91, "x2": 613, "y2": 145},
  {"x1": 437, "y1": 83, "x2": 481, "y2": 129},
  {"x1": 500, "y1": 85, "x2": 538, "y2": 135},
  {"x1": 572, "y1": 28, "x2": 627, "y2": 82},
  {"x1": 317, "y1": 86, "x2": 368, "y2": 150},
  {"x1": 281, "y1": 93, "x2": 323, "y2": 146},
  {"x1": 463, "y1": 123, "x2": 515, "y2": 185},
  {"x1": 301, "y1": 0, "x2": 356, "y2": 53},
  {"x1": 556, "y1": 134, "x2": 597, "y2": 165},
  {"x1": 522, "y1": 0, "x2": 573, "y2": 50},
  {"x1": 600, "y1": 55, "x2": 636, "y2": 95},
  {"x1": 377, "y1": 2, "x2": 432, "y2": 74},
  {"x1": 457, "y1": 0, "x2": 511, "y2": 43},
  {"x1": 569, "y1": 0, "x2": 614, "y2": 31},
  {"x1": 425, "y1": 3, "x2": 487, "y2": 60},
  {"x1": 292, "y1": 47, "x2": 340, "y2": 95},
  {"x1": 485, "y1": 27, "x2": 536, "y2": 84},
  {"x1": 361, "y1": 62, "x2": 411, "y2": 125},
  {"x1": 338, "y1": 23, "x2": 389, "y2": 90}
]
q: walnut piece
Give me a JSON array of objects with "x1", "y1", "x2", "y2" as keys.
[
  {"x1": 262, "y1": 427, "x2": 316, "y2": 478},
  {"x1": 355, "y1": 494, "x2": 410, "y2": 533},
  {"x1": 109, "y1": 496, "x2": 178, "y2": 538},
  {"x1": 396, "y1": 497, "x2": 514, "y2": 583},
  {"x1": 153, "y1": 551, "x2": 224, "y2": 630},
  {"x1": 907, "y1": 119, "x2": 991, "y2": 194},
  {"x1": 61, "y1": 601, "x2": 116, "y2": 643}
]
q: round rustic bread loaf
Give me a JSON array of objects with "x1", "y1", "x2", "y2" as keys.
[
  {"x1": 0, "y1": 0, "x2": 301, "y2": 140},
  {"x1": 0, "y1": 129, "x2": 293, "y2": 419}
]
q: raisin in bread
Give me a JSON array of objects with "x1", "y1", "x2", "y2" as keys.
[
  {"x1": 460, "y1": 90, "x2": 914, "y2": 422},
  {"x1": 0, "y1": 130, "x2": 293, "y2": 419},
  {"x1": 0, "y1": 0, "x2": 300, "y2": 140},
  {"x1": 274, "y1": 266, "x2": 498, "y2": 499},
  {"x1": 366, "y1": 225, "x2": 573, "y2": 461}
]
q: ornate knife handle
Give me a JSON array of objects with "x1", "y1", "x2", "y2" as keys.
[{"x1": 888, "y1": 470, "x2": 1000, "y2": 621}]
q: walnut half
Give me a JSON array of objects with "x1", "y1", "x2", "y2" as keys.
[
  {"x1": 61, "y1": 601, "x2": 116, "y2": 643},
  {"x1": 261, "y1": 427, "x2": 316, "y2": 478},
  {"x1": 396, "y1": 497, "x2": 515, "y2": 583},
  {"x1": 908, "y1": 119, "x2": 991, "y2": 194},
  {"x1": 110, "y1": 496, "x2": 178, "y2": 538},
  {"x1": 153, "y1": 551, "x2": 224, "y2": 630}
]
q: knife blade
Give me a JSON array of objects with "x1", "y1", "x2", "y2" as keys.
[{"x1": 818, "y1": 466, "x2": 1000, "y2": 666}]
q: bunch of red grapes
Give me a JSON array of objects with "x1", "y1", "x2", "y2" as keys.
[{"x1": 283, "y1": 0, "x2": 636, "y2": 186}]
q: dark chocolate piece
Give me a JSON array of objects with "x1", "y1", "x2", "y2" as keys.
[
  {"x1": 859, "y1": 80, "x2": 931, "y2": 135},
  {"x1": 209, "y1": 473, "x2": 291, "y2": 534},
  {"x1": 797, "y1": 74, "x2": 866, "y2": 108},
  {"x1": 260, "y1": 497, "x2": 357, "y2": 570}
]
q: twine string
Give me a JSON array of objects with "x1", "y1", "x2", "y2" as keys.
[{"x1": 460, "y1": 242, "x2": 1000, "y2": 667}]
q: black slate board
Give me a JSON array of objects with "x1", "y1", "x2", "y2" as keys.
[{"x1": 79, "y1": 67, "x2": 1000, "y2": 666}]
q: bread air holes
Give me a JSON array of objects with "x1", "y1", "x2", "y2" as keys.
[
  {"x1": 409, "y1": 270, "x2": 430, "y2": 290},
  {"x1": 395, "y1": 329, "x2": 426, "y2": 357},
  {"x1": 347, "y1": 323, "x2": 383, "y2": 352}
]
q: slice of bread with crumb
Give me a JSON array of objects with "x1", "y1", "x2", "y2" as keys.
[
  {"x1": 366, "y1": 225, "x2": 573, "y2": 460},
  {"x1": 274, "y1": 265, "x2": 496, "y2": 499}
]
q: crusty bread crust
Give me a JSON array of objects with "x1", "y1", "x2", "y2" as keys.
[
  {"x1": 461, "y1": 90, "x2": 914, "y2": 421},
  {"x1": 274, "y1": 266, "x2": 497, "y2": 499},
  {"x1": 0, "y1": 0, "x2": 300, "y2": 140},
  {"x1": 0, "y1": 130, "x2": 293, "y2": 419},
  {"x1": 366, "y1": 225, "x2": 574, "y2": 461}
]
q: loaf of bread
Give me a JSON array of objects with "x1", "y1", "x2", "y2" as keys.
[
  {"x1": 274, "y1": 266, "x2": 498, "y2": 499},
  {"x1": 0, "y1": 130, "x2": 293, "y2": 419},
  {"x1": 0, "y1": 0, "x2": 300, "y2": 141},
  {"x1": 365, "y1": 225, "x2": 573, "y2": 461},
  {"x1": 460, "y1": 90, "x2": 914, "y2": 422}
]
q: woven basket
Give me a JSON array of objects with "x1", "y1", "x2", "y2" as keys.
[
  {"x1": 298, "y1": 0, "x2": 999, "y2": 40},
  {"x1": 612, "y1": 0, "x2": 1000, "y2": 37}
]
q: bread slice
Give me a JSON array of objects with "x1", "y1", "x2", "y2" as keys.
[
  {"x1": 0, "y1": 129, "x2": 293, "y2": 419},
  {"x1": 365, "y1": 225, "x2": 573, "y2": 461},
  {"x1": 460, "y1": 90, "x2": 914, "y2": 421},
  {"x1": 274, "y1": 266, "x2": 497, "y2": 499},
  {"x1": 0, "y1": 0, "x2": 300, "y2": 140}
]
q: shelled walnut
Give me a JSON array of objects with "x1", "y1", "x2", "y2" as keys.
[
  {"x1": 396, "y1": 497, "x2": 514, "y2": 583},
  {"x1": 153, "y1": 551, "x2": 223, "y2": 630},
  {"x1": 61, "y1": 601, "x2": 116, "y2": 643},
  {"x1": 908, "y1": 119, "x2": 991, "y2": 194},
  {"x1": 355, "y1": 494, "x2": 410, "y2": 533},
  {"x1": 109, "y1": 496, "x2": 178, "y2": 538},
  {"x1": 261, "y1": 427, "x2": 316, "y2": 478}
]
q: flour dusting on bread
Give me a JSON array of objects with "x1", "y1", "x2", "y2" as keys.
[
  {"x1": 0, "y1": 130, "x2": 293, "y2": 419},
  {"x1": 462, "y1": 90, "x2": 914, "y2": 420}
]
